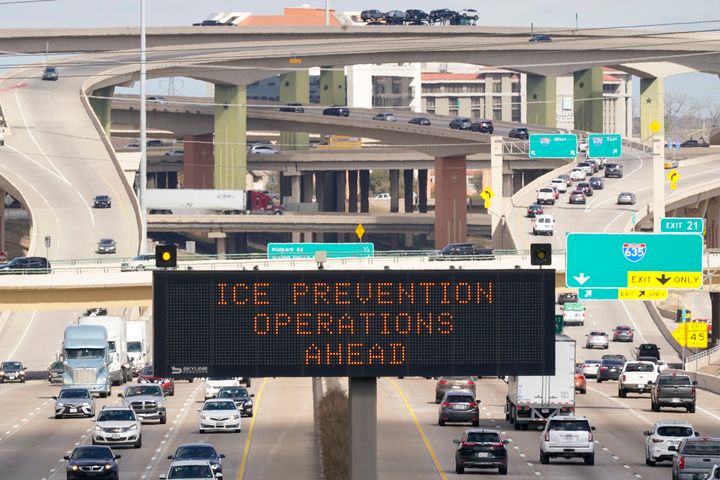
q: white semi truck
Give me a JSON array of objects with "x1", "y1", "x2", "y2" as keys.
[
  {"x1": 78, "y1": 316, "x2": 132, "y2": 385},
  {"x1": 146, "y1": 189, "x2": 283, "y2": 215},
  {"x1": 63, "y1": 325, "x2": 112, "y2": 398},
  {"x1": 505, "y1": 335, "x2": 576, "y2": 430},
  {"x1": 126, "y1": 320, "x2": 150, "y2": 375}
]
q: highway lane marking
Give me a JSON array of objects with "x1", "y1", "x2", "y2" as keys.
[
  {"x1": 385, "y1": 378, "x2": 447, "y2": 480},
  {"x1": 619, "y1": 301, "x2": 648, "y2": 344},
  {"x1": 237, "y1": 377, "x2": 269, "y2": 480},
  {"x1": 584, "y1": 150, "x2": 646, "y2": 213},
  {"x1": 5, "y1": 311, "x2": 37, "y2": 361}
]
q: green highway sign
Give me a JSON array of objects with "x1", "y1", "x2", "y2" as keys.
[
  {"x1": 578, "y1": 288, "x2": 668, "y2": 301},
  {"x1": 578, "y1": 288, "x2": 618, "y2": 300},
  {"x1": 587, "y1": 134, "x2": 622, "y2": 158},
  {"x1": 268, "y1": 242, "x2": 374, "y2": 259},
  {"x1": 566, "y1": 233, "x2": 703, "y2": 289},
  {"x1": 660, "y1": 217, "x2": 705, "y2": 234},
  {"x1": 529, "y1": 134, "x2": 577, "y2": 159}
]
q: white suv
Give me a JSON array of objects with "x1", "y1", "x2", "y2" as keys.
[
  {"x1": 550, "y1": 178, "x2": 567, "y2": 193},
  {"x1": 533, "y1": 214, "x2": 554, "y2": 236},
  {"x1": 644, "y1": 420, "x2": 696, "y2": 466},
  {"x1": 540, "y1": 416, "x2": 595, "y2": 465},
  {"x1": 93, "y1": 405, "x2": 142, "y2": 448}
]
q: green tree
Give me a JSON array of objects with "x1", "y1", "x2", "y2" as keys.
[
  {"x1": 369, "y1": 170, "x2": 390, "y2": 194},
  {"x1": 470, "y1": 173, "x2": 484, "y2": 193}
]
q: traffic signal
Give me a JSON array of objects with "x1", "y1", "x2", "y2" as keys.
[
  {"x1": 531, "y1": 243, "x2": 552, "y2": 266},
  {"x1": 155, "y1": 245, "x2": 177, "y2": 268}
]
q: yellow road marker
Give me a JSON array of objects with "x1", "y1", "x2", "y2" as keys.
[
  {"x1": 386, "y1": 378, "x2": 448, "y2": 480},
  {"x1": 237, "y1": 378, "x2": 269, "y2": 480}
]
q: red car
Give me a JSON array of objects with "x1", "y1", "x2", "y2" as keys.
[
  {"x1": 137, "y1": 365, "x2": 175, "y2": 396},
  {"x1": 0, "y1": 251, "x2": 7, "y2": 262}
]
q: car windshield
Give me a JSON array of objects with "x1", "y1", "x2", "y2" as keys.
[
  {"x1": 466, "y1": 432, "x2": 500, "y2": 443},
  {"x1": 589, "y1": 332, "x2": 605, "y2": 336},
  {"x1": 65, "y1": 348, "x2": 104, "y2": 360},
  {"x1": 218, "y1": 388, "x2": 249, "y2": 398},
  {"x1": 658, "y1": 376, "x2": 692, "y2": 386},
  {"x1": 99, "y1": 239, "x2": 114, "y2": 244},
  {"x1": 141, "y1": 366, "x2": 154, "y2": 376},
  {"x1": 125, "y1": 386, "x2": 162, "y2": 396},
  {"x1": 97, "y1": 410, "x2": 135, "y2": 422},
  {"x1": 127, "y1": 341, "x2": 142, "y2": 353},
  {"x1": 51, "y1": 361, "x2": 64, "y2": 369},
  {"x1": 683, "y1": 442, "x2": 720, "y2": 455},
  {"x1": 550, "y1": 420, "x2": 590, "y2": 432},
  {"x1": 446, "y1": 395, "x2": 475, "y2": 403},
  {"x1": 59, "y1": 389, "x2": 90, "y2": 399},
  {"x1": 584, "y1": 361, "x2": 601, "y2": 366},
  {"x1": 168, "y1": 465, "x2": 214, "y2": 479},
  {"x1": 175, "y1": 445, "x2": 217, "y2": 459},
  {"x1": 626, "y1": 363, "x2": 654, "y2": 372},
  {"x1": 72, "y1": 447, "x2": 112, "y2": 460},
  {"x1": 602, "y1": 359, "x2": 624, "y2": 366},
  {"x1": 657, "y1": 426, "x2": 693, "y2": 437},
  {"x1": 203, "y1": 402, "x2": 236, "y2": 411},
  {"x1": 1, "y1": 362, "x2": 21, "y2": 369},
  {"x1": 616, "y1": 326, "x2": 631, "y2": 331}
]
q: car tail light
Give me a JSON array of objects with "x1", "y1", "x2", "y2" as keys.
[
  {"x1": 461, "y1": 441, "x2": 476, "y2": 448},
  {"x1": 466, "y1": 380, "x2": 475, "y2": 385},
  {"x1": 600, "y1": 367, "x2": 608, "y2": 371},
  {"x1": 692, "y1": 386, "x2": 696, "y2": 397},
  {"x1": 679, "y1": 455, "x2": 685, "y2": 469},
  {"x1": 588, "y1": 431, "x2": 593, "y2": 442},
  {"x1": 492, "y1": 443, "x2": 504, "y2": 448},
  {"x1": 438, "y1": 379, "x2": 448, "y2": 385},
  {"x1": 442, "y1": 401, "x2": 451, "y2": 407},
  {"x1": 544, "y1": 432, "x2": 550, "y2": 441},
  {"x1": 656, "y1": 387, "x2": 662, "y2": 396},
  {"x1": 622, "y1": 374, "x2": 626, "y2": 381},
  {"x1": 652, "y1": 438, "x2": 664, "y2": 443}
]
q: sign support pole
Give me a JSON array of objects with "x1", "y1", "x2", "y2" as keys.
[
  {"x1": 490, "y1": 136, "x2": 503, "y2": 249},
  {"x1": 652, "y1": 137, "x2": 665, "y2": 233},
  {"x1": 349, "y1": 377, "x2": 377, "y2": 480}
]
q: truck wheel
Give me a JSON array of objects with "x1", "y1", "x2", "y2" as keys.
[
  {"x1": 540, "y1": 452, "x2": 549, "y2": 464},
  {"x1": 472, "y1": 419, "x2": 479, "y2": 427},
  {"x1": 618, "y1": 388, "x2": 626, "y2": 398},
  {"x1": 522, "y1": 423, "x2": 529, "y2": 431},
  {"x1": 597, "y1": 378, "x2": 603, "y2": 384},
  {"x1": 646, "y1": 454, "x2": 655, "y2": 466},
  {"x1": 585, "y1": 453, "x2": 594, "y2": 465},
  {"x1": 134, "y1": 436, "x2": 142, "y2": 449},
  {"x1": 160, "y1": 415, "x2": 167, "y2": 425},
  {"x1": 438, "y1": 419, "x2": 445, "y2": 426},
  {"x1": 455, "y1": 463, "x2": 464, "y2": 474},
  {"x1": 688, "y1": 404, "x2": 696, "y2": 413},
  {"x1": 652, "y1": 401, "x2": 660, "y2": 412},
  {"x1": 499, "y1": 466, "x2": 508, "y2": 475}
]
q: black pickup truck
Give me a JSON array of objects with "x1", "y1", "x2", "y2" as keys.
[{"x1": 651, "y1": 372, "x2": 697, "y2": 413}]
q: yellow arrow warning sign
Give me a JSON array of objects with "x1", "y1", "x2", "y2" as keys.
[
  {"x1": 617, "y1": 289, "x2": 668, "y2": 300},
  {"x1": 627, "y1": 271, "x2": 702, "y2": 289}
]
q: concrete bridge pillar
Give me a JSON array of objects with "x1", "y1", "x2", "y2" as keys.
[
  {"x1": 335, "y1": 171, "x2": 346, "y2": 213},
  {"x1": 706, "y1": 198, "x2": 720, "y2": 249},
  {"x1": 640, "y1": 77, "x2": 665, "y2": 141},
  {"x1": 183, "y1": 133, "x2": 214, "y2": 188},
  {"x1": 574, "y1": 68, "x2": 604, "y2": 133},
  {"x1": 348, "y1": 170, "x2": 359, "y2": 213},
  {"x1": 315, "y1": 172, "x2": 327, "y2": 211},
  {"x1": 389, "y1": 170, "x2": 400, "y2": 213},
  {"x1": 359, "y1": 170, "x2": 370, "y2": 213},
  {"x1": 0, "y1": 187, "x2": 5, "y2": 252},
  {"x1": 403, "y1": 170, "x2": 414, "y2": 213},
  {"x1": 418, "y1": 169, "x2": 428, "y2": 214},
  {"x1": 434, "y1": 155, "x2": 467, "y2": 249},
  {"x1": 526, "y1": 74, "x2": 556, "y2": 127},
  {"x1": 209, "y1": 231, "x2": 227, "y2": 258},
  {"x1": 320, "y1": 67, "x2": 347, "y2": 106},
  {"x1": 279, "y1": 71, "x2": 310, "y2": 151},
  {"x1": 89, "y1": 86, "x2": 114, "y2": 137},
  {"x1": 228, "y1": 232, "x2": 248, "y2": 254},
  {"x1": 214, "y1": 84, "x2": 247, "y2": 189},
  {"x1": 301, "y1": 173, "x2": 314, "y2": 203}
]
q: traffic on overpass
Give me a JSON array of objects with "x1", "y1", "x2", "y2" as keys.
[{"x1": 1, "y1": 2, "x2": 720, "y2": 479}]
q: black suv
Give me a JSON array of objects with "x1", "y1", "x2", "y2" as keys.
[
  {"x1": 449, "y1": 117, "x2": 472, "y2": 130},
  {"x1": 360, "y1": 9, "x2": 383, "y2": 21},
  {"x1": 93, "y1": 195, "x2": 111, "y2": 208},
  {"x1": 322, "y1": 106, "x2": 350, "y2": 117},
  {"x1": 0, "y1": 256, "x2": 51, "y2": 274},
  {"x1": 605, "y1": 163, "x2": 624, "y2": 178},
  {"x1": 636, "y1": 343, "x2": 660, "y2": 360},
  {"x1": 596, "y1": 358, "x2": 625, "y2": 382},
  {"x1": 429, "y1": 9, "x2": 457, "y2": 23},
  {"x1": 470, "y1": 119, "x2": 494, "y2": 133},
  {"x1": 454, "y1": 429, "x2": 508, "y2": 475},
  {"x1": 509, "y1": 127, "x2": 529, "y2": 139},
  {"x1": 65, "y1": 446, "x2": 120, "y2": 480},
  {"x1": 404, "y1": 9, "x2": 428, "y2": 24}
]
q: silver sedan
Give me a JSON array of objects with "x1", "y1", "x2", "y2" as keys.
[{"x1": 617, "y1": 192, "x2": 637, "y2": 205}]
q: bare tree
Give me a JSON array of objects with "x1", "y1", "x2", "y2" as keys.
[
  {"x1": 665, "y1": 92, "x2": 689, "y2": 134},
  {"x1": 705, "y1": 99, "x2": 720, "y2": 127}
]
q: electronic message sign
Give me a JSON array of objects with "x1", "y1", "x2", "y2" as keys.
[{"x1": 153, "y1": 269, "x2": 555, "y2": 378}]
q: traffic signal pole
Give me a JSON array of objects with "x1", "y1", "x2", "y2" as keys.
[{"x1": 349, "y1": 377, "x2": 377, "y2": 480}]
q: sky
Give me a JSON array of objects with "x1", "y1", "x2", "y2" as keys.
[{"x1": 1, "y1": 0, "x2": 718, "y2": 104}]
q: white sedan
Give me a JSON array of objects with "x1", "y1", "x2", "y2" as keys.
[
  {"x1": 585, "y1": 331, "x2": 609, "y2": 349},
  {"x1": 198, "y1": 400, "x2": 241, "y2": 433},
  {"x1": 203, "y1": 378, "x2": 240, "y2": 399},
  {"x1": 581, "y1": 360, "x2": 601, "y2": 378}
]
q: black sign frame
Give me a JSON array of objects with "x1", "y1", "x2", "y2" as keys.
[{"x1": 153, "y1": 269, "x2": 556, "y2": 378}]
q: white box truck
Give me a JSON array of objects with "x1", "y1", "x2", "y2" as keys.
[
  {"x1": 126, "y1": 320, "x2": 149, "y2": 375},
  {"x1": 146, "y1": 189, "x2": 283, "y2": 215},
  {"x1": 505, "y1": 335, "x2": 576, "y2": 430},
  {"x1": 77, "y1": 316, "x2": 132, "y2": 385}
]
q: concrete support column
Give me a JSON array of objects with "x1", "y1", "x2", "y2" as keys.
[
  {"x1": 526, "y1": 74, "x2": 556, "y2": 127},
  {"x1": 573, "y1": 68, "x2": 604, "y2": 133},
  {"x1": 0, "y1": 187, "x2": 5, "y2": 251},
  {"x1": 418, "y1": 169, "x2": 428, "y2": 214},
  {"x1": 489, "y1": 136, "x2": 504, "y2": 249},
  {"x1": 320, "y1": 67, "x2": 347, "y2": 106},
  {"x1": 209, "y1": 231, "x2": 227, "y2": 259},
  {"x1": 434, "y1": 156, "x2": 467, "y2": 249},
  {"x1": 301, "y1": 173, "x2": 314, "y2": 203},
  {"x1": 389, "y1": 170, "x2": 400, "y2": 213},
  {"x1": 229, "y1": 232, "x2": 248, "y2": 254},
  {"x1": 712, "y1": 293, "x2": 720, "y2": 347},
  {"x1": 652, "y1": 138, "x2": 665, "y2": 233},
  {"x1": 706, "y1": 199, "x2": 720, "y2": 250},
  {"x1": 89, "y1": 86, "x2": 115, "y2": 137},
  {"x1": 349, "y1": 377, "x2": 377, "y2": 480},
  {"x1": 279, "y1": 71, "x2": 310, "y2": 151},
  {"x1": 640, "y1": 77, "x2": 665, "y2": 141},
  {"x1": 183, "y1": 133, "x2": 214, "y2": 188},
  {"x1": 279, "y1": 173, "x2": 292, "y2": 202},
  {"x1": 315, "y1": 172, "x2": 326, "y2": 211},
  {"x1": 403, "y1": 170, "x2": 414, "y2": 213},
  {"x1": 214, "y1": 84, "x2": 247, "y2": 189},
  {"x1": 359, "y1": 170, "x2": 370, "y2": 213},
  {"x1": 290, "y1": 175, "x2": 301, "y2": 204},
  {"x1": 348, "y1": 170, "x2": 359, "y2": 213},
  {"x1": 335, "y1": 171, "x2": 346, "y2": 213}
]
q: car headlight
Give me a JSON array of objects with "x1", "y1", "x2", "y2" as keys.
[
  {"x1": 95, "y1": 425, "x2": 103, "y2": 431},
  {"x1": 211, "y1": 463, "x2": 220, "y2": 470},
  {"x1": 129, "y1": 424, "x2": 139, "y2": 431},
  {"x1": 57, "y1": 402, "x2": 65, "y2": 407},
  {"x1": 0, "y1": 371, "x2": 4, "y2": 375},
  {"x1": 245, "y1": 400, "x2": 253, "y2": 407},
  {"x1": 19, "y1": 371, "x2": 24, "y2": 376},
  {"x1": 71, "y1": 465, "x2": 79, "y2": 471},
  {"x1": 105, "y1": 464, "x2": 112, "y2": 470},
  {"x1": 201, "y1": 415, "x2": 210, "y2": 420}
]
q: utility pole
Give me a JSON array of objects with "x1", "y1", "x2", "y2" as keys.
[
  {"x1": 325, "y1": 0, "x2": 329, "y2": 26},
  {"x1": 139, "y1": 0, "x2": 148, "y2": 253}
]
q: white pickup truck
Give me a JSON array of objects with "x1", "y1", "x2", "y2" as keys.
[
  {"x1": 536, "y1": 188, "x2": 555, "y2": 205},
  {"x1": 618, "y1": 361, "x2": 658, "y2": 398}
]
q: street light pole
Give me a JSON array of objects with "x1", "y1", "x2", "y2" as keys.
[
  {"x1": 325, "y1": 0, "x2": 329, "y2": 26},
  {"x1": 139, "y1": 0, "x2": 148, "y2": 253}
]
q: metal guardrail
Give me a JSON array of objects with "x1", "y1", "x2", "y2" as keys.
[{"x1": 686, "y1": 345, "x2": 720, "y2": 364}]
